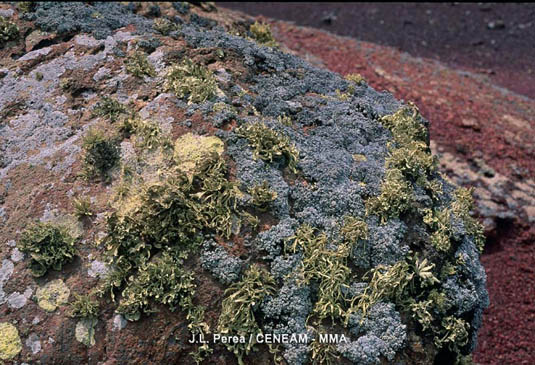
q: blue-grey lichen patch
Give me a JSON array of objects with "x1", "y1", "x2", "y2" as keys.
[
  {"x1": 200, "y1": 240, "x2": 242, "y2": 285},
  {"x1": 338, "y1": 302, "x2": 406, "y2": 365},
  {"x1": 10, "y1": 247, "x2": 24, "y2": 262},
  {"x1": 252, "y1": 218, "x2": 298, "y2": 260},
  {"x1": 75, "y1": 317, "x2": 97, "y2": 347},
  {"x1": 261, "y1": 276, "x2": 313, "y2": 365},
  {"x1": 21, "y1": 2, "x2": 153, "y2": 40}
]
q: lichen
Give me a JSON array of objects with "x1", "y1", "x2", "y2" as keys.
[
  {"x1": 0, "y1": 16, "x2": 19, "y2": 45},
  {"x1": 18, "y1": 222, "x2": 77, "y2": 277},
  {"x1": 36, "y1": 279, "x2": 70, "y2": 312},
  {"x1": 249, "y1": 21, "x2": 278, "y2": 48},
  {"x1": 164, "y1": 58, "x2": 218, "y2": 103},
  {"x1": 235, "y1": 122, "x2": 299, "y2": 173},
  {"x1": 81, "y1": 128, "x2": 121, "y2": 181},
  {"x1": 217, "y1": 264, "x2": 277, "y2": 365},
  {"x1": 0, "y1": 322, "x2": 22, "y2": 360},
  {"x1": 125, "y1": 51, "x2": 156, "y2": 78},
  {"x1": 75, "y1": 318, "x2": 97, "y2": 347}
]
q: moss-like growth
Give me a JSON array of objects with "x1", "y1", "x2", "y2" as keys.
[
  {"x1": 354, "y1": 261, "x2": 413, "y2": 318},
  {"x1": 173, "y1": 133, "x2": 224, "y2": 179},
  {"x1": 125, "y1": 51, "x2": 156, "y2": 78},
  {"x1": 92, "y1": 97, "x2": 128, "y2": 123},
  {"x1": 434, "y1": 316, "x2": 470, "y2": 351},
  {"x1": 366, "y1": 168, "x2": 413, "y2": 222},
  {"x1": 345, "y1": 73, "x2": 366, "y2": 85},
  {"x1": 0, "y1": 16, "x2": 19, "y2": 46},
  {"x1": 423, "y1": 207, "x2": 453, "y2": 252},
  {"x1": 73, "y1": 196, "x2": 93, "y2": 219},
  {"x1": 18, "y1": 222, "x2": 77, "y2": 277},
  {"x1": 235, "y1": 122, "x2": 299, "y2": 173},
  {"x1": 249, "y1": 21, "x2": 278, "y2": 47},
  {"x1": 70, "y1": 293, "x2": 100, "y2": 319},
  {"x1": 153, "y1": 17, "x2": 180, "y2": 35},
  {"x1": 217, "y1": 264, "x2": 277, "y2": 365},
  {"x1": 17, "y1": 1, "x2": 35, "y2": 13},
  {"x1": 248, "y1": 181, "x2": 277, "y2": 211},
  {"x1": 386, "y1": 141, "x2": 437, "y2": 183},
  {"x1": 82, "y1": 129, "x2": 120, "y2": 181},
  {"x1": 164, "y1": 58, "x2": 218, "y2": 103}
]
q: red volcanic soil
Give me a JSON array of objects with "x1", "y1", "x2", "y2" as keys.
[{"x1": 220, "y1": 4, "x2": 535, "y2": 365}]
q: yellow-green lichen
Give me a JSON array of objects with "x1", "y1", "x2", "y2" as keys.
[
  {"x1": 36, "y1": 279, "x2": 70, "y2": 312},
  {"x1": 125, "y1": 51, "x2": 156, "y2": 78},
  {"x1": 249, "y1": 21, "x2": 278, "y2": 48},
  {"x1": 235, "y1": 122, "x2": 299, "y2": 173},
  {"x1": 0, "y1": 16, "x2": 19, "y2": 45},
  {"x1": 75, "y1": 318, "x2": 97, "y2": 347},
  {"x1": 173, "y1": 133, "x2": 224, "y2": 178},
  {"x1": 164, "y1": 58, "x2": 218, "y2": 104},
  {"x1": 217, "y1": 264, "x2": 276, "y2": 365},
  {"x1": 0, "y1": 323, "x2": 22, "y2": 360}
]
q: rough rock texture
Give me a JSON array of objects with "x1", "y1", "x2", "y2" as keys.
[{"x1": 0, "y1": 2, "x2": 488, "y2": 364}]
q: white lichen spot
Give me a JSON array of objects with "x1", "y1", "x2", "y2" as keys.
[
  {"x1": 32, "y1": 316, "x2": 41, "y2": 325},
  {"x1": 87, "y1": 260, "x2": 109, "y2": 278},
  {"x1": 7, "y1": 240, "x2": 16, "y2": 247},
  {"x1": 7, "y1": 287, "x2": 33, "y2": 309},
  {"x1": 112, "y1": 314, "x2": 127, "y2": 331},
  {"x1": 36, "y1": 279, "x2": 70, "y2": 312},
  {"x1": 75, "y1": 318, "x2": 97, "y2": 347},
  {"x1": 0, "y1": 259, "x2": 15, "y2": 305},
  {"x1": 25, "y1": 333, "x2": 41, "y2": 354},
  {"x1": 0, "y1": 322, "x2": 22, "y2": 360},
  {"x1": 10, "y1": 247, "x2": 24, "y2": 262}
]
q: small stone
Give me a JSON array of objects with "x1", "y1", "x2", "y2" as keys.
[
  {"x1": 487, "y1": 20, "x2": 505, "y2": 30},
  {"x1": 460, "y1": 118, "x2": 481, "y2": 131}
]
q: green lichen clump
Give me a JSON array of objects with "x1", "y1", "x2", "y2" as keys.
[
  {"x1": 119, "y1": 116, "x2": 171, "y2": 150},
  {"x1": 360, "y1": 104, "x2": 485, "y2": 360},
  {"x1": 153, "y1": 17, "x2": 180, "y2": 35},
  {"x1": 164, "y1": 58, "x2": 218, "y2": 103},
  {"x1": 249, "y1": 21, "x2": 278, "y2": 47},
  {"x1": 36, "y1": 279, "x2": 71, "y2": 312},
  {"x1": 69, "y1": 293, "x2": 100, "y2": 319},
  {"x1": 235, "y1": 122, "x2": 299, "y2": 173},
  {"x1": 366, "y1": 168, "x2": 413, "y2": 222},
  {"x1": 81, "y1": 129, "x2": 121, "y2": 181},
  {"x1": 217, "y1": 264, "x2": 277, "y2": 365},
  {"x1": 18, "y1": 222, "x2": 77, "y2": 277},
  {"x1": 92, "y1": 97, "x2": 128, "y2": 123},
  {"x1": 0, "y1": 16, "x2": 19, "y2": 45},
  {"x1": 248, "y1": 181, "x2": 277, "y2": 211},
  {"x1": 125, "y1": 51, "x2": 156, "y2": 78},
  {"x1": 286, "y1": 224, "x2": 359, "y2": 324}
]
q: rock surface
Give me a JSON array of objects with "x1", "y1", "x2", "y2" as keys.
[{"x1": 0, "y1": 2, "x2": 489, "y2": 364}]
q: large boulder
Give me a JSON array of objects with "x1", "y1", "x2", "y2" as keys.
[{"x1": 0, "y1": 2, "x2": 487, "y2": 364}]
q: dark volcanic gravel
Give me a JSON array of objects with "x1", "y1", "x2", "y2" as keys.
[{"x1": 220, "y1": 2, "x2": 535, "y2": 99}]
